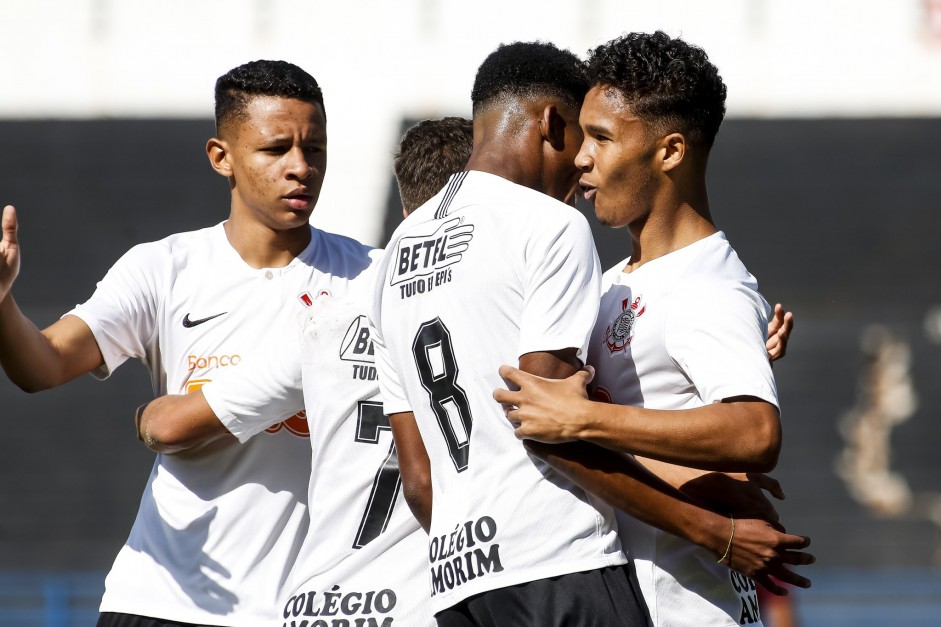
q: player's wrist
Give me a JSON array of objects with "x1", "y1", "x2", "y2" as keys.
[
  {"x1": 697, "y1": 509, "x2": 732, "y2": 559},
  {"x1": 573, "y1": 397, "x2": 603, "y2": 441}
]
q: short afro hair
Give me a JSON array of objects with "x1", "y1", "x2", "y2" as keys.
[
  {"x1": 215, "y1": 60, "x2": 325, "y2": 135},
  {"x1": 471, "y1": 41, "x2": 589, "y2": 116},
  {"x1": 394, "y1": 117, "x2": 473, "y2": 214},
  {"x1": 587, "y1": 31, "x2": 727, "y2": 149}
]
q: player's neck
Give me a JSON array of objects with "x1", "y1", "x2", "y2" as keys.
[
  {"x1": 466, "y1": 143, "x2": 538, "y2": 191},
  {"x1": 466, "y1": 110, "x2": 544, "y2": 193},
  {"x1": 626, "y1": 188, "x2": 715, "y2": 271},
  {"x1": 223, "y1": 218, "x2": 311, "y2": 269}
]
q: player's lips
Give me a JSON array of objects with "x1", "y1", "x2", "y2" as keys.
[
  {"x1": 283, "y1": 190, "x2": 313, "y2": 209},
  {"x1": 579, "y1": 180, "x2": 597, "y2": 203}
]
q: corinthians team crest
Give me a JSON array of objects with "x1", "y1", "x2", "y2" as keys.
[{"x1": 604, "y1": 295, "x2": 646, "y2": 353}]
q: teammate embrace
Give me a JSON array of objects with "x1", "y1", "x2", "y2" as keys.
[{"x1": 0, "y1": 31, "x2": 810, "y2": 627}]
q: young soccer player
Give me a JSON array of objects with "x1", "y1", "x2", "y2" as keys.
[
  {"x1": 495, "y1": 32, "x2": 814, "y2": 626},
  {"x1": 0, "y1": 59, "x2": 353, "y2": 627},
  {"x1": 129, "y1": 117, "x2": 481, "y2": 627},
  {"x1": 370, "y1": 41, "x2": 650, "y2": 627}
]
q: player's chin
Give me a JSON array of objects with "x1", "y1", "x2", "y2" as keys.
[{"x1": 272, "y1": 211, "x2": 313, "y2": 231}]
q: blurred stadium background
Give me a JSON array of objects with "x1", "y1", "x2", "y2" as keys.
[{"x1": 1, "y1": 1, "x2": 940, "y2": 625}]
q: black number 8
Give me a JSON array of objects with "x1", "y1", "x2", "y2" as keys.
[{"x1": 412, "y1": 318, "x2": 474, "y2": 472}]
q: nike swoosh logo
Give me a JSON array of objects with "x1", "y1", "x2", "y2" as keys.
[{"x1": 182, "y1": 312, "x2": 227, "y2": 328}]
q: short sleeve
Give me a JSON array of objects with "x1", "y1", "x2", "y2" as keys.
[
  {"x1": 665, "y1": 280, "x2": 778, "y2": 408},
  {"x1": 201, "y1": 338, "x2": 304, "y2": 443},
  {"x1": 367, "y1": 252, "x2": 411, "y2": 416},
  {"x1": 67, "y1": 244, "x2": 162, "y2": 380},
  {"x1": 519, "y1": 211, "x2": 601, "y2": 362},
  {"x1": 369, "y1": 316, "x2": 411, "y2": 416}
]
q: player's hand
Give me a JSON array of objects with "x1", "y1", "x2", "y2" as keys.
[
  {"x1": 493, "y1": 365, "x2": 594, "y2": 443},
  {"x1": 683, "y1": 472, "x2": 784, "y2": 524},
  {"x1": 721, "y1": 517, "x2": 814, "y2": 595},
  {"x1": 0, "y1": 205, "x2": 21, "y2": 302},
  {"x1": 766, "y1": 304, "x2": 793, "y2": 362}
]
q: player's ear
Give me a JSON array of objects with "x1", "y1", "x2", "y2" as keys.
[
  {"x1": 207, "y1": 137, "x2": 233, "y2": 177},
  {"x1": 538, "y1": 104, "x2": 567, "y2": 151},
  {"x1": 660, "y1": 133, "x2": 686, "y2": 172}
]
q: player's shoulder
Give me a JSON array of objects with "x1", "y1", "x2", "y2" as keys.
[
  {"x1": 472, "y1": 171, "x2": 577, "y2": 215},
  {"x1": 302, "y1": 225, "x2": 377, "y2": 279},
  {"x1": 675, "y1": 232, "x2": 757, "y2": 289},
  {"x1": 114, "y1": 223, "x2": 222, "y2": 269},
  {"x1": 670, "y1": 232, "x2": 769, "y2": 318},
  {"x1": 309, "y1": 225, "x2": 376, "y2": 255}
]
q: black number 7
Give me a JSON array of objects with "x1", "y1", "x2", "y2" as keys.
[{"x1": 352, "y1": 400, "x2": 401, "y2": 549}]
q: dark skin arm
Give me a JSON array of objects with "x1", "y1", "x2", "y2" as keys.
[
  {"x1": 390, "y1": 411, "x2": 433, "y2": 532},
  {"x1": 525, "y1": 440, "x2": 814, "y2": 595},
  {"x1": 506, "y1": 352, "x2": 813, "y2": 594}
]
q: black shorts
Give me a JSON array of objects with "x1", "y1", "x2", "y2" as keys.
[
  {"x1": 435, "y1": 563, "x2": 651, "y2": 627},
  {"x1": 96, "y1": 612, "x2": 212, "y2": 627}
]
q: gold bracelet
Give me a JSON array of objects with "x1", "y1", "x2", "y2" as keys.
[
  {"x1": 135, "y1": 402, "x2": 151, "y2": 442},
  {"x1": 716, "y1": 515, "x2": 734, "y2": 564}
]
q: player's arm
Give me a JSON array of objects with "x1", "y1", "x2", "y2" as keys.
[
  {"x1": 0, "y1": 205, "x2": 105, "y2": 391},
  {"x1": 635, "y1": 457, "x2": 784, "y2": 523},
  {"x1": 525, "y1": 439, "x2": 814, "y2": 595},
  {"x1": 514, "y1": 349, "x2": 809, "y2": 590},
  {"x1": 497, "y1": 366, "x2": 780, "y2": 472},
  {"x1": 390, "y1": 411, "x2": 432, "y2": 532},
  {"x1": 138, "y1": 341, "x2": 302, "y2": 454},
  {"x1": 135, "y1": 391, "x2": 234, "y2": 454}
]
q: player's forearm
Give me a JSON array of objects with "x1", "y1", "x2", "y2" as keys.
[
  {"x1": 390, "y1": 411, "x2": 433, "y2": 532},
  {"x1": 526, "y1": 440, "x2": 731, "y2": 557},
  {"x1": 137, "y1": 392, "x2": 232, "y2": 454},
  {"x1": 0, "y1": 296, "x2": 80, "y2": 391},
  {"x1": 575, "y1": 399, "x2": 781, "y2": 472},
  {"x1": 634, "y1": 456, "x2": 710, "y2": 491},
  {"x1": 519, "y1": 348, "x2": 581, "y2": 380},
  {"x1": 401, "y1": 477, "x2": 432, "y2": 533}
]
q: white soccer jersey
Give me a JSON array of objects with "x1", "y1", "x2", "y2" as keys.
[
  {"x1": 68, "y1": 222, "x2": 374, "y2": 626},
  {"x1": 586, "y1": 231, "x2": 778, "y2": 627},
  {"x1": 370, "y1": 171, "x2": 625, "y2": 614},
  {"x1": 203, "y1": 287, "x2": 434, "y2": 626}
]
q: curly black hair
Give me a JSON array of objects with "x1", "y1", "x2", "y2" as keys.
[
  {"x1": 394, "y1": 117, "x2": 473, "y2": 214},
  {"x1": 587, "y1": 31, "x2": 726, "y2": 148},
  {"x1": 214, "y1": 60, "x2": 325, "y2": 135},
  {"x1": 471, "y1": 41, "x2": 589, "y2": 116}
]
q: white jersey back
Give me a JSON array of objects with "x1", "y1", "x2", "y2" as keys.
[
  {"x1": 69, "y1": 223, "x2": 374, "y2": 626},
  {"x1": 285, "y1": 295, "x2": 432, "y2": 626},
  {"x1": 587, "y1": 231, "x2": 778, "y2": 627},
  {"x1": 370, "y1": 171, "x2": 625, "y2": 614},
  {"x1": 202, "y1": 263, "x2": 433, "y2": 627}
]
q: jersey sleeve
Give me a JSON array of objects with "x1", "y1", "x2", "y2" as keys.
[
  {"x1": 66, "y1": 243, "x2": 162, "y2": 380},
  {"x1": 372, "y1": 321, "x2": 411, "y2": 416},
  {"x1": 665, "y1": 279, "x2": 779, "y2": 408},
  {"x1": 200, "y1": 337, "x2": 305, "y2": 443},
  {"x1": 519, "y1": 210, "x2": 601, "y2": 362},
  {"x1": 368, "y1": 249, "x2": 411, "y2": 416}
]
